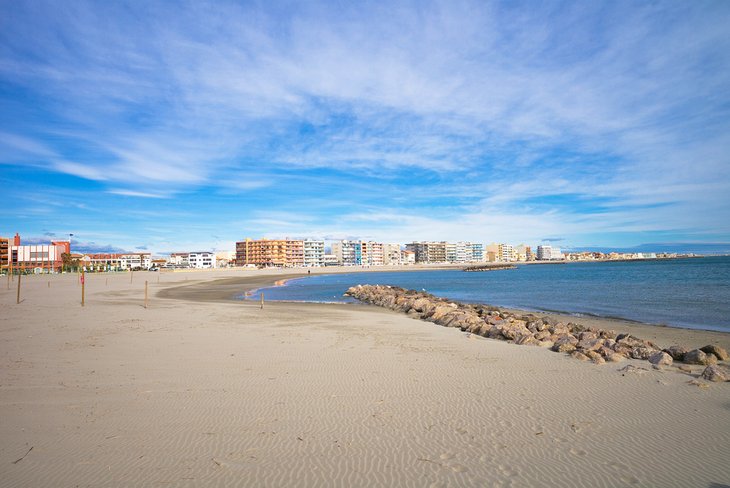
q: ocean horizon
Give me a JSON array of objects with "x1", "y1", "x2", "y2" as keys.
[{"x1": 246, "y1": 256, "x2": 730, "y2": 332}]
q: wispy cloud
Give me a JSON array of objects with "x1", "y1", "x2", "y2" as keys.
[{"x1": 1, "y1": 1, "x2": 729, "y2": 252}]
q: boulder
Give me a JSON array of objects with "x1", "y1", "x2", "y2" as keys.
[
  {"x1": 534, "y1": 330, "x2": 552, "y2": 341},
  {"x1": 553, "y1": 334, "x2": 578, "y2": 347},
  {"x1": 605, "y1": 353, "x2": 625, "y2": 363},
  {"x1": 663, "y1": 345, "x2": 688, "y2": 362},
  {"x1": 537, "y1": 340, "x2": 554, "y2": 348},
  {"x1": 700, "y1": 365, "x2": 729, "y2": 382},
  {"x1": 553, "y1": 343, "x2": 576, "y2": 354},
  {"x1": 648, "y1": 351, "x2": 673, "y2": 367},
  {"x1": 578, "y1": 331, "x2": 598, "y2": 341},
  {"x1": 515, "y1": 335, "x2": 539, "y2": 346},
  {"x1": 577, "y1": 338, "x2": 604, "y2": 352},
  {"x1": 570, "y1": 351, "x2": 589, "y2": 361},
  {"x1": 684, "y1": 349, "x2": 717, "y2": 366},
  {"x1": 700, "y1": 345, "x2": 729, "y2": 361},
  {"x1": 631, "y1": 346, "x2": 657, "y2": 360}
]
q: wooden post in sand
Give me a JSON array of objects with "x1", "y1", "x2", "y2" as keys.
[
  {"x1": 16, "y1": 272, "x2": 21, "y2": 304},
  {"x1": 260, "y1": 292, "x2": 264, "y2": 310},
  {"x1": 81, "y1": 269, "x2": 85, "y2": 307},
  {"x1": 144, "y1": 281, "x2": 148, "y2": 309},
  {"x1": 130, "y1": 270, "x2": 133, "y2": 284}
]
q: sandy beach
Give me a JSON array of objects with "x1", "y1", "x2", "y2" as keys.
[{"x1": 2, "y1": 268, "x2": 729, "y2": 487}]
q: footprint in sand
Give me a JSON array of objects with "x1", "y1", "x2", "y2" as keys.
[{"x1": 569, "y1": 447, "x2": 587, "y2": 456}]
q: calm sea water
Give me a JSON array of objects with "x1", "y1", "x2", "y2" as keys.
[{"x1": 246, "y1": 256, "x2": 730, "y2": 332}]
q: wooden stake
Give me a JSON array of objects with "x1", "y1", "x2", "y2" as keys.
[
  {"x1": 260, "y1": 292, "x2": 264, "y2": 310},
  {"x1": 81, "y1": 269, "x2": 85, "y2": 307},
  {"x1": 16, "y1": 272, "x2": 21, "y2": 304},
  {"x1": 130, "y1": 270, "x2": 133, "y2": 284},
  {"x1": 48, "y1": 281, "x2": 50, "y2": 288},
  {"x1": 144, "y1": 280, "x2": 148, "y2": 309}
]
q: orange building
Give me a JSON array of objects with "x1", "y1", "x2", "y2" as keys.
[
  {"x1": 235, "y1": 238, "x2": 306, "y2": 267},
  {"x1": 0, "y1": 236, "x2": 9, "y2": 273}
]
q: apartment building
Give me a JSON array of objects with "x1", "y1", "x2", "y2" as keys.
[
  {"x1": 80, "y1": 253, "x2": 124, "y2": 271},
  {"x1": 7, "y1": 233, "x2": 69, "y2": 273},
  {"x1": 0, "y1": 236, "x2": 8, "y2": 273},
  {"x1": 303, "y1": 239, "x2": 325, "y2": 267},
  {"x1": 537, "y1": 245, "x2": 562, "y2": 261},
  {"x1": 361, "y1": 241, "x2": 384, "y2": 266},
  {"x1": 382, "y1": 243, "x2": 403, "y2": 265},
  {"x1": 235, "y1": 238, "x2": 311, "y2": 267},
  {"x1": 236, "y1": 238, "x2": 287, "y2": 267},
  {"x1": 189, "y1": 251, "x2": 216, "y2": 268},
  {"x1": 515, "y1": 244, "x2": 534, "y2": 262},
  {"x1": 120, "y1": 253, "x2": 152, "y2": 270},
  {"x1": 405, "y1": 241, "x2": 447, "y2": 263},
  {"x1": 331, "y1": 240, "x2": 362, "y2": 266}
]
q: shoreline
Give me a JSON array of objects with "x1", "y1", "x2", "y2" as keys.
[{"x1": 158, "y1": 270, "x2": 730, "y2": 352}]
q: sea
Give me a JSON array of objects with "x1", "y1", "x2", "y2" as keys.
[{"x1": 245, "y1": 256, "x2": 730, "y2": 332}]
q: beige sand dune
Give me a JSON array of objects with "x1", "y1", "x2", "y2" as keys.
[{"x1": 1, "y1": 269, "x2": 729, "y2": 487}]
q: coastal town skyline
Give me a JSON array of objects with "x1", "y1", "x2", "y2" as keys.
[{"x1": 2, "y1": 2, "x2": 730, "y2": 254}]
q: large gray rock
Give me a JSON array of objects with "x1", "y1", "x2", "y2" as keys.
[
  {"x1": 700, "y1": 345, "x2": 729, "y2": 361},
  {"x1": 701, "y1": 365, "x2": 729, "y2": 382},
  {"x1": 684, "y1": 349, "x2": 717, "y2": 365},
  {"x1": 663, "y1": 345, "x2": 689, "y2": 361},
  {"x1": 577, "y1": 338, "x2": 604, "y2": 352},
  {"x1": 631, "y1": 346, "x2": 657, "y2": 360},
  {"x1": 648, "y1": 351, "x2": 673, "y2": 367}
]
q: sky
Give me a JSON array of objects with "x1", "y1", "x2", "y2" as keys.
[{"x1": 1, "y1": 0, "x2": 729, "y2": 255}]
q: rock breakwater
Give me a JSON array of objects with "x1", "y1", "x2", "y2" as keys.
[{"x1": 345, "y1": 284, "x2": 729, "y2": 381}]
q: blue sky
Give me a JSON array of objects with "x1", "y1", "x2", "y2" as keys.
[{"x1": 1, "y1": 0, "x2": 729, "y2": 254}]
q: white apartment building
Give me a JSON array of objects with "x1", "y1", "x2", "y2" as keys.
[
  {"x1": 120, "y1": 253, "x2": 152, "y2": 270},
  {"x1": 537, "y1": 245, "x2": 562, "y2": 260},
  {"x1": 303, "y1": 239, "x2": 325, "y2": 267},
  {"x1": 189, "y1": 251, "x2": 216, "y2": 268}
]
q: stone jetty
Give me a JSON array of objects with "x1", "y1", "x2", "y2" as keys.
[{"x1": 345, "y1": 284, "x2": 729, "y2": 380}]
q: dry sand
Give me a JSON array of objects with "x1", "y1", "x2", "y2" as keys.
[{"x1": 1, "y1": 268, "x2": 729, "y2": 487}]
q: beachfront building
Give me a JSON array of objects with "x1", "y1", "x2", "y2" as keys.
[
  {"x1": 7, "y1": 233, "x2": 70, "y2": 273},
  {"x1": 188, "y1": 251, "x2": 216, "y2": 268},
  {"x1": 361, "y1": 241, "x2": 384, "y2": 266},
  {"x1": 80, "y1": 253, "x2": 124, "y2": 271},
  {"x1": 515, "y1": 244, "x2": 534, "y2": 262},
  {"x1": 169, "y1": 252, "x2": 189, "y2": 267},
  {"x1": 235, "y1": 238, "x2": 311, "y2": 267},
  {"x1": 303, "y1": 239, "x2": 325, "y2": 267},
  {"x1": 0, "y1": 236, "x2": 8, "y2": 274},
  {"x1": 537, "y1": 245, "x2": 562, "y2": 261},
  {"x1": 405, "y1": 241, "x2": 448, "y2": 263},
  {"x1": 383, "y1": 243, "x2": 403, "y2": 265},
  {"x1": 120, "y1": 253, "x2": 152, "y2": 270},
  {"x1": 236, "y1": 238, "x2": 287, "y2": 267},
  {"x1": 401, "y1": 250, "x2": 416, "y2": 265},
  {"x1": 469, "y1": 242, "x2": 485, "y2": 262},
  {"x1": 332, "y1": 240, "x2": 362, "y2": 266},
  {"x1": 323, "y1": 254, "x2": 338, "y2": 266},
  {"x1": 286, "y1": 239, "x2": 304, "y2": 267}
]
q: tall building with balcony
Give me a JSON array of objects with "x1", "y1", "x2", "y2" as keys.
[
  {"x1": 331, "y1": 240, "x2": 362, "y2": 266},
  {"x1": 405, "y1": 241, "x2": 447, "y2": 263},
  {"x1": 0, "y1": 236, "x2": 8, "y2": 273},
  {"x1": 382, "y1": 243, "x2": 403, "y2": 265},
  {"x1": 537, "y1": 245, "x2": 561, "y2": 261},
  {"x1": 303, "y1": 239, "x2": 325, "y2": 267},
  {"x1": 361, "y1": 241, "x2": 384, "y2": 266},
  {"x1": 236, "y1": 238, "x2": 288, "y2": 267}
]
